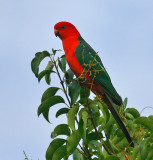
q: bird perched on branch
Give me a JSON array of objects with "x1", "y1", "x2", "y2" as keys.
[{"x1": 54, "y1": 21, "x2": 134, "y2": 147}]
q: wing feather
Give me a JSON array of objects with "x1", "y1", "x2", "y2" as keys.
[{"x1": 75, "y1": 36, "x2": 122, "y2": 105}]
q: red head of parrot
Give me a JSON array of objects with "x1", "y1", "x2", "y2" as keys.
[{"x1": 54, "y1": 21, "x2": 80, "y2": 40}]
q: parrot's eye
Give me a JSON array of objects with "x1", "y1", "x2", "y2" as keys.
[{"x1": 62, "y1": 25, "x2": 66, "y2": 29}]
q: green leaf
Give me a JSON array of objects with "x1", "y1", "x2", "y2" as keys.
[
  {"x1": 116, "y1": 137, "x2": 129, "y2": 149},
  {"x1": 52, "y1": 48, "x2": 56, "y2": 55},
  {"x1": 125, "y1": 113, "x2": 134, "y2": 120},
  {"x1": 78, "y1": 111, "x2": 88, "y2": 141},
  {"x1": 98, "y1": 102, "x2": 110, "y2": 124},
  {"x1": 89, "y1": 102, "x2": 100, "y2": 127},
  {"x1": 42, "y1": 109, "x2": 50, "y2": 123},
  {"x1": 52, "y1": 48, "x2": 61, "y2": 55},
  {"x1": 90, "y1": 102, "x2": 99, "y2": 114},
  {"x1": 65, "y1": 69, "x2": 74, "y2": 85},
  {"x1": 45, "y1": 61, "x2": 54, "y2": 85},
  {"x1": 41, "y1": 87, "x2": 60, "y2": 103},
  {"x1": 67, "y1": 130, "x2": 81, "y2": 155},
  {"x1": 45, "y1": 61, "x2": 54, "y2": 70},
  {"x1": 58, "y1": 55, "x2": 67, "y2": 73},
  {"x1": 139, "y1": 139, "x2": 148, "y2": 160},
  {"x1": 126, "y1": 108, "x2": 140, "y2": 119},
  {"x1": 51, "y1": 124, "x2": 70, "y2": 138},
  {"x1": 52, "y1": 145, "x2": 67, "y2": 160},
  {"x1": 38, "y1": 70, "x2": 55, "y2": 82},
  {"x1": 38, "y1": 95, "x2": 65, "y2": 116},
  {"x1": 73, "y1": 150, "x2": 84, "y2": 160},
  {"x1": 111, "y1": 131, "x2": 125, "y2": 146},
  {"x1": 148, "y1": 115, "x2": 153, "y2": 121},
  {"x1": 68, "y1": 81, "x2": 81, "y2": 106},
  {"x1": 104, "y1": 155, "x2": 120, "y2": 160},
  {"x1": 105, "y1": 115, "x2": 116, "y2": 138},
  {"x1": 46, "y1": 138, "x2": 66, "y2": 160},
  {"x1": 45, "y1": 73, "x2": 51, "y2": 85},
  {"x1": 41, "y1": 92, "x2": 63, "y2": 122},
  {"x1": 123, "y1": 97, "x2": 128, "y2": 108},
  {"x1": 88, "y1": 140, "x2": 100, "y2": 150},
  {"x1": 126, "y1": 119, "x2": 133, "y2": 132},
  {"x1": 134, "y1": 117, "x2": 153, "y2": 132},
  {"x1": 78, "y1": 108, "x2": 88, "y2": 120},
  {"x1": 78, "y1": 119, "x2": 83, "y2": 139},
  {"x1": 68, "y1": 104, "x2": 80, "y2": 131},
  {"x1": 89, "y1": 140, "x2": 103, "y2": 158},
  {"x1": 131, "y1": 145, "x2": 139, "y2": 160},
  {"x1": 87, "y1": 132, "x2": 100, "y2": 143},
  {"x1": 146, "y1": 149, "x2": 153, "y2": 160},
  {"x1": 82, "y1": 111, "x2": 88, "y2": 133},
  {"x1": 79, "y1": 86, "x2": 90, "y2": 103},
  {"x1": 56, "y1": 108, "x2": 70, "y2": 118},
  {"x1": 31, "y1": 51, "x2": 50, "y2": 77}
]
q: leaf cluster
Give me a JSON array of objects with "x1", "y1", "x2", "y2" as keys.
[{"x1": 31, "y1": 50, "x2": 153, "y2": 160}]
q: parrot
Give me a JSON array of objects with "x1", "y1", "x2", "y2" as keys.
[{"x1": 54, "y1": 21, "x2": 134, "y2": 147}]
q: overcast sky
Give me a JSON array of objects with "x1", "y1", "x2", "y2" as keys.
[{"x1": 1, "y1": 0, "x2": 153, "y2": 159}]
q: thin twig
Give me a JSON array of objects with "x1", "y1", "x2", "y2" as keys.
[
  {"x1": 79, "y1": 144, "x2": 86, "y2": 153},
  {"x1": 53, "y1": 59, "x2": 71, "y2": 105},
  {"x1": 140, "y1": 106, "x2": 153, "y2": 115},
  {"x1": 50, "y1": 55, "x2": 79, "y2": 124},
  {"x1": 23, "y1": 151, "x2": 29, "y2": 160}
]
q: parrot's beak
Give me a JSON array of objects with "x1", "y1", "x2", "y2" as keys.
[{"x1": 54, "y1": 29, "x2": 60, "y2": 37}]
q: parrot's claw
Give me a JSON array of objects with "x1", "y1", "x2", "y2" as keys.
[{"x1": 77, "y1": 77, "x2": 89, "y2": 84}]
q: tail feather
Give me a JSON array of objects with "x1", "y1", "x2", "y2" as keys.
[{"x1": 105, "y1": 94, "x2": 134, "y2": 147}]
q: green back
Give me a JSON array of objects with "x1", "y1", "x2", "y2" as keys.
[{"x1": 75, "y1": 36, "x2": 122, "y2": 105}]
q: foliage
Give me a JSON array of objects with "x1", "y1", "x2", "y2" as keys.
[{"x1": 31, "y1": 50, "x2": 153, "y2": 160}]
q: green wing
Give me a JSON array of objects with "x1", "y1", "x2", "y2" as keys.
[{"x1": 75, "y1": 36, "x2": 122, "y2": 105}]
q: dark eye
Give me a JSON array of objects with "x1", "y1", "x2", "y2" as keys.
[{"x1": 62, "y1": 25, "x2": 66, "y2": 29}]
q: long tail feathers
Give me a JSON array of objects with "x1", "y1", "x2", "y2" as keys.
[{"x1": 105, "y1": 94, "x2": 134, "y2": 147}]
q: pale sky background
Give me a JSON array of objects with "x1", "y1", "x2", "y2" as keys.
[{"x1": 1, "y1": 0, "x2": 153, "y2": 159}]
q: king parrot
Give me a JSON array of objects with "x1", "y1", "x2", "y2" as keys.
[{"x1": 54, "y1": 21, "x2": 134, "y2": 147}]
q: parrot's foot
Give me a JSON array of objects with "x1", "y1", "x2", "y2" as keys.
[
  {"x1": 77, "y1": 76, "x2": 89, "y2": 84},
  {"x1": 94, "y1": 92, "x2": 107, "y2": 103}
]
